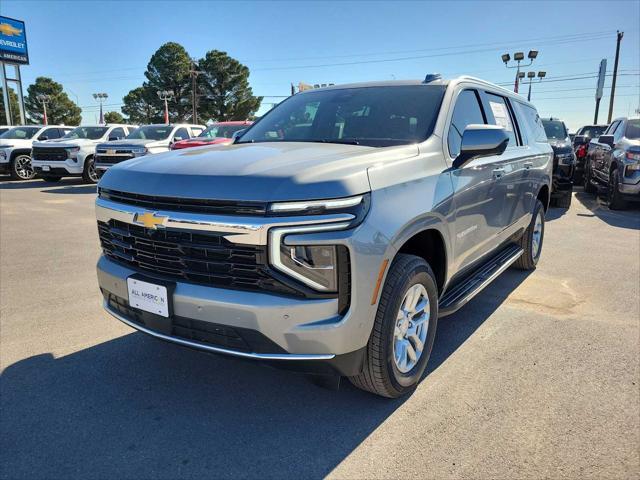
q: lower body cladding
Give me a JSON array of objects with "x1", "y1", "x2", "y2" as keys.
[{"x1": 95, "y1": 198, "x2": 391, "y2": 377}]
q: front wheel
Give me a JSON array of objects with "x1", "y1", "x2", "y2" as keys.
[
  {"x1": 82, "y1": 156, "x2": 99, "y2": 184},
  {"x1": 513, "y1": 199, "x2": 545, "y2": 270},
  {"x1": 607, "y1": 169, "x2": 627, "y2": 210},
  {"x1": 349, "y1": 254, "x2": 438, "y2": 398},
  {"x1": 10, "y1": 154, "x2": 36, "y2": 180}
]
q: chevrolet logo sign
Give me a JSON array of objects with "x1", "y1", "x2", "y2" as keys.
[{"x1": 134, "y1": 212, "x2": 168, "y2": 229}]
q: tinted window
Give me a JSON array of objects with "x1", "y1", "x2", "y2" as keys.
[
  {"x1": 64, "y1": 127, "x2": 109, "y2": 140},
  {"x1": 239, "y1": 85, "x2": 447, "y2": 147},
  {"x1": 127, "y1": 126, "x2": 172, "y2": 140},
  {"x1": 174, "y1": 128, "x2": 189, "y2": 140},
  {"x1": 604, "y1": 121, "x2": 619, "y2": 135},
  {"x1": 625, "y1": 119, "x2": 640, "y2": 140},
  {"x1": 447, "y1": 90, "x2": 485, "y2": 157},
  {"x1": 541, "y1": 120, "x2": 568, "y2": 140},
  {"x1": 191, "y1": 127, "x2": 204, "y2": 136},
  {"x1": 612, "y1": 120, "x2": 625, "y2": 140},
  {"x1": 513, "y1": 102, "x2": 546, "y2": 143},
  {"x1": 40, "y1": 128, "x2": 60, "y2": 140},
  {"x1": 1, "y1": 126, "x2": 40, "y2": 139},
  {"x1": 578, "y1": 126, "x2": 607, "y2": 139},
  {"x1": 485, "y1": 93, "x2": 518, "y2": 147},
  {"x1": 109, "y1": 128, "x2": 125, "y2": 139},
  {"x1": 201, "y1": 124, "x2": 248, "y2": 139}
]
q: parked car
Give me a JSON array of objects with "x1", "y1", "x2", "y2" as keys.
[
  {"x1": 541, "y1": 117, "x2": 575, "y2": 208},
  {"x1": 95, "y1": 76, "x2": 552, "y2": 398},
  {"x1": 572, "y1": 124, "x2": 607, "y2": 183},
  {"x1": 0, "y1": 125, "x2": 74, "y2": 180},
  {"x1": 31, "y1": 124, "x2": 137, "y2": 183},
  {"x1": 95, "y1": 124, "x2": 205, "y2": 173},
  {"x1": 171, "y1": 121, "x2": 253, "y2": 150},
  {"x1": 583, "y1": 117, "x2": 640, "y2": 209}
]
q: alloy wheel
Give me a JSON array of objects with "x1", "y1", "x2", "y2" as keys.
[
  {"x1": 393, "y1": 283, "x2": 430, "y2": 373},
  {"x1": 531, "y1": 210, "x2": 543, "y2": 259},
  {"x1": 14, "y1": 155, "x2": 35, "y2": 180}
]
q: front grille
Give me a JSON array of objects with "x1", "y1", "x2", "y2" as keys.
[
  {"x1": 32, "y1": 146, "x2": 67, "y2": 161},
  {"x1": 99, "y1": 188, "x2": 267, "y2": 216},
  {"x1": 105, "y1": 292, "x2": 287, "y2": 353},
  {"x1": 98, "y1": 219, "x2": 300, "y2": 296},
  {"x1": 95, "y1": 154, "x2": 134, "y2": 165}
]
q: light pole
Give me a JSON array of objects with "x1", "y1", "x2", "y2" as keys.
[
  {"x1": 523, "y1": 71, "x2": 546, "y2": 101},
  {"x1": 190, "y1": 59, "x2": 202, "y2": 124},
  {"x1": 501, "y1": 50, "x2": 538, "y2": 93},
  {"x1": 92, "y1": 93, "x2": 108, "y2": 124},
  {"x1": 36, "y1": 94, "x2": 50, "y2": 125},
  {"x1": 157, "y1": 90, "x2": 174, "y2": 124}
]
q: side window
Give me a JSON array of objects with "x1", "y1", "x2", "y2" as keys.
[
  {"x1": 612, "y1": 121, "x2": 625, "y2": 141},
  {"x1": 191, "y1": 127, "x2": 204, "y2": 137},
  {"x1": 126, "y1": 126, "x2": 137, "y2": 135},
  {"x1": 40, "y1": 128, "x2": 60, "y2": 140},
  {"x1": 109, "y1": 127, "x2": 125, "y2": 140},
  {"x1": 447, "y1": 89, "x2": 485, "y2": 158},
  {"x1": 513, "y1": 102, "x2": 546, "y2": 143},
  {"x1": 604, "y1": 121, "x2": 619, "y2": 135},
  {"x1": 174, "y1": 128, "x2": 189, "y2": 140},
  {"x1": 484, "y1": 93, "x2": 518, "y2": 148}
]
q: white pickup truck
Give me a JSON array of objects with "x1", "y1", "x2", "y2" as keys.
[
  {"x1": 31, "y1": 124, "x2": 137, "y2": 183},
  {"x1": 0, "y1": 125, "x2": 74, "y2": 180}
]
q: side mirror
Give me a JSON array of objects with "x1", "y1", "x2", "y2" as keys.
[
  {"x1": 108, "y1": 136, "x2": 121, "y2": 141},
  {"x1": 599, "y1": 134, "x2": 614, "y2": 147},
  {"x1": 173, "y1": 136, "x2": 184, "y2": 142},
  {"x1": 39, "y1": 135, "x2": 49, "y2": 141},
  {"x1": 453, "y1": 124, "x2": 509, "y2": 169},
  {"x1": 232, "y1": 129, "x2": 247, "y2": 143}
]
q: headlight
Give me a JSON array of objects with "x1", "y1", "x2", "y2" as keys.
[
  {"x1": 132, "y1": 147, "x2": 147, "y2": 155},
  {"x1": 268, "y1": 193, "x2": 370, "y2": 226},
  {"x1": 0, "y1": 150, "x2": 6, "y2": 160},
  {"x1": 626, "y1": 152, "x2": 640, "y2": 162},
  {"x1": 556, "y1": 152, "x2": 574, "y2": 165},
  {"x1": 269, "y1": 223, "x2": 351, "y2": 292},
  {"x1": 65, "y1": 146, "x2": 80, "y2": 158}
]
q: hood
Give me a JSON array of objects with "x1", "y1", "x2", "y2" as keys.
[
  {"x1": 100, "y1": 139, "x2": 165, "y2": 147},
  {"x1": 0, "y1": 138, "x2": 34, "y2": 148},
  {"x1": 100, "y1": 141, "x2": 419, "y2": 202},
  {"x1": 34, "y1": 138, "x2": 98, "y2": 148}
]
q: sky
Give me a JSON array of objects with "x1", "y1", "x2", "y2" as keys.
[{"x1": 2, "y1": 0, "x2": 639, "y2": 131}]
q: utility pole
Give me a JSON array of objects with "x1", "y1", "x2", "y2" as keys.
[
  {"x1": 157, "y1": 90, "x2": 173, "y2": 124},
  {"x1": 190, "y1": 59, "x2": 202, "y2": 124},
  {"x1": 37, "y1": 94, "x2": 50, "y2": 125},
  {"x1": 607, "y1": 31, "x2": 624, "y2": 123},
  {"x1": 93, "y1": 92, "x2": 108, "y2": 124}
]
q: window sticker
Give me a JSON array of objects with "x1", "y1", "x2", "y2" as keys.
[{"x1": 489, "y1": 101, "x2": 513, "y2": 131}]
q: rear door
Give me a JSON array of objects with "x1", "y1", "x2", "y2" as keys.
[
  {"x1": 447, "y1": 88, "x2": 510, "y2": 272},
  {"x1": 594, "y1": 121, "x2": 620, "y2": 182}
]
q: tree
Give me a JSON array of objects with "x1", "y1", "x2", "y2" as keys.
[
  {"x1": 104, "y1": 111, "x2": 125, "y2": 123},
  {"x1": 24, "y1": 77, "x2": 81, "y2": 125},
  {"x1": 143, "y1": 42, "x2": 193, "y2": 121},
  {"x1": 122, "y1": 87, "x2": 162, "y2": 124},
  {"x1": 197, "y1": 50, "x2": 262, "y2": 121},
  {"x1": 0, "y1": 87, "x2": 22, "y2": 125}
]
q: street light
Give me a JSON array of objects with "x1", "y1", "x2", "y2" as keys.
[
  {"x1": 501, "y1": 49, "x2": 538, "y2": 93},
  {"x1": 36, "y1": 94, "x2": 50, "y2": 125},
  {"x1": 93, "y1": 92, "x2": 108, "y2": 124},
  {"x1": 157, "y1": 90, "x2": 174, "y2": 124},
  {"x1": 523, "y1": 71, "x2": 546, "y2": 101}
]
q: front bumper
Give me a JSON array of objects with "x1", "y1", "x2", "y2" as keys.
[
  {"x1": 619, "y1": 181, "x2": 640, "y2": 197},
  {"x1": 95, "y1": 196, "x2": 391, "y2": 372},
  {"x1": 32, "y1": 158, "x2": 84, "y2": 175},
  {"x1": 552, "y1": 163, "x2": 574, "y2": 194}
]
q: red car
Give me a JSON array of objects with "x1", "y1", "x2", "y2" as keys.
[{"x1": 171, "y1": 121, "x2": 253, "y2": 150}]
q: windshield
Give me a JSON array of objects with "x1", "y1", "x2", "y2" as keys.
[
  {"x1": 64, "y1": 126, "x2": 109, "y2": 140},
  {"x1": 0, "y1": 126, "x2": 41, "y2": 140},
  {"x1": 626, "y1": 119, "x2": 640, "y2": 140},
  {"x1": 127, "y1": 125, "x2": 173, "y2": 140},
  {"x1": 578, "y1": 126, "x2": 607, "y2": 139},
  {"x1": 200, "y1": 124, "x2": 248, "y2": 139},
  {"x1": 238, "y1": 85, "x2": 447, "y2": 147},
  {"x1": 542, "y1": 120, "x2": 568, "y2": 140}
]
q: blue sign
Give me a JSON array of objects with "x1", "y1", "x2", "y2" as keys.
[{"x1": 0, "y1": 16, "x2": 28, "y2": 65}]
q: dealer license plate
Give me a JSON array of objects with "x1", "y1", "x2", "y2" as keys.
[{"x1": 127, "y1": 278, "x2": 169, "y2": 317}]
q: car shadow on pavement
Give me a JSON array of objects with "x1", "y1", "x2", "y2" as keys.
[
  {"x1": 574, "y1": 187, "x2": 640, "y2": 230},
  {"x1": 0, "y1": 177, "x2": 91, "y2": 191},
  {"x1": 545, "y1": 205, "x2": 569, "y2": 222},
  {"x1": 0, "y1": 270, "x2": 530, "y2": 480}
]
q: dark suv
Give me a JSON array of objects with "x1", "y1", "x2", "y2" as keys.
[
  {"x1": 572, "y1": 124, "x2": 607, "y2": 183},
  {"x1": 584, "y1": 117, "x2": 640, "y2": 209},
  {"x1": 542, "y1": 118, "x2": 575, "y2": 208}
]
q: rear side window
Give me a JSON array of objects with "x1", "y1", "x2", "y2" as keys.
[
  {"x1": 174, "y1": 128, "x2": 189, "y2": 140},
  {"x1": 484, "y1": 93, "x2": 518, "y2": 148},
  {"x1": 191, "y1": 127, "x2": 204, "y2": 136},
  {"x1": 514, "y1": 103, "x2": 547, "y2": 143},
  {"x1": 40, "y1": 128, "x2": 60, "y2": 140},
  {"x1": 447, "y1": 89, "x2": 485, "y2": 158}
]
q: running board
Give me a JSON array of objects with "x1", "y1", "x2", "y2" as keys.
[{"x1": 439, "y1": 244, "x2": 524, "y2": 317}]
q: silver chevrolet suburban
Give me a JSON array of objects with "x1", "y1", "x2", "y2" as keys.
[{"x1": 95, "y1": 75, "x2": 552, "y2": 398}]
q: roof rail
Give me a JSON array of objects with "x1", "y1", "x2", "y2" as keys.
[
  {"x1": 456, "y1": 75, "x2": 522, "y2": 98},
  {"x1": 423, "y1": 73, "x2": 442, "y2": 83}
]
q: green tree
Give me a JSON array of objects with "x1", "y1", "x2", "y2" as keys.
[
  {"x1": 104, "y1": 111, "x2": 125, "y2": 123},
  {"x1": 143, "y1": 42, "x2": 192, "y2": 121},
  {"x1": 24, "y1": 77, "x2": 81, "y2": 125},
  {"x1": 197, "y1": 50, "x2": 262, "y2": 121},
  {"x1": 0, "y1": 87, "x2": 22, "y2": 125},
  {"x1": 122, "y1": 87, "x2": 162, "y2": 124}
]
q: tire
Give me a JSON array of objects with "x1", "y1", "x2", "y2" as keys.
[
  {"x1": 40, "y1": 175, "x2": 62, "y2": 182},
  {"x1": 607, "y1": 168, "x2": 627, "y2": 210},
  {"x1": 9, "y1": 154, "x2": 36, "y2": 180},
  {"x1": 349, "y1": 254, "x2": 438, "y2": 398},
  {"x1": 555, "y1": 191, "x2": 572, "y2": 209},
  {"x1": 513, "y1": 199, "x2": 545, "y2": 271},
  {"x1": 82, "y1": 156, "x2": 99, "y2": 184},
  {"x1": 583, "y1": 165, "x2": 597, "y2": 194}
]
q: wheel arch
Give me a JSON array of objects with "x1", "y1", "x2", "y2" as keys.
[
  {"x1": 537, "y1": 184, "x2": 550, "y2": 212},
  {"x1": 9, "y1": 149, "x2": 31, "y2": 161}
]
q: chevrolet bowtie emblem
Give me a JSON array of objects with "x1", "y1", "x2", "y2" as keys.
[{"x1": 134, "y1": 212, "x2": 168, "y2": 229}]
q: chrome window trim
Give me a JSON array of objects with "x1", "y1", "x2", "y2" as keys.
[
  {"x1": 95, "y1": 197, "x2": 354, "y2": 245},
  {"x1": 103, "y1": 300, "x2": 335, "y2": 361}
]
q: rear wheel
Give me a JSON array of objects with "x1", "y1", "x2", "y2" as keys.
[
  {"x1": 607, "y1": 168, "x2": 627, "y2": 210},
  {"x1": 349, "y1": 254, "x2": 438, "y2": 398},
  {"x1": 583, "y1": 165, "x2": 597, "y2": 194},
  {"x1": 10, "y1": 154, "x2": 35, "y2": 180},
  {"x1": 82, "y1": 156, "x2": 99, "y2": 183},
  {"x1": 513, "y1": 199, "x2": 545, "y2": 271}
]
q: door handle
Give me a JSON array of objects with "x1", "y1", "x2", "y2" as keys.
[
  {"x1": 524, "y1": 161, "x2": 533, "y2": 169},
  {"x1": 492, "y1": 168, "x2": 505, "y2": 179}
]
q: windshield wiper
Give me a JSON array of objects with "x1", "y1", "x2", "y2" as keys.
[{"x1": 316, "y1": 139, "x2": 360, "y2": 145}]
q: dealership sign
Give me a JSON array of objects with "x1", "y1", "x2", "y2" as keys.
[{"x1": 0, "y1": 16, "x2": 29, "y2": 65}]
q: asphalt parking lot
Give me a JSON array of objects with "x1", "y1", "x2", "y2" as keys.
[{"x1": 0, "y1": 177, "x2": 639, "y2": 479}]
